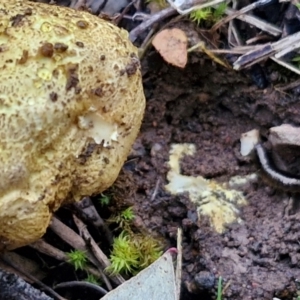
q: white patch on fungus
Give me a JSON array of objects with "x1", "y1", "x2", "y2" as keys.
[{"x1": 78, "y1": 112, "x2": 118, "y2": 146}]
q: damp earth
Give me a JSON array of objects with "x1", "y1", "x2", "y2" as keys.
[{"x1": 116, "y1": 51, "x2": 300, "y2": 300}]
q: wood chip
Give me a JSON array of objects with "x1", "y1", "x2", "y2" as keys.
[{"x1": 152, "y1": 28, "x2": 188, "y2": 68}]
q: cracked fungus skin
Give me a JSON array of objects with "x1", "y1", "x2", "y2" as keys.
[{"x1": 0, "y1": 0, "x2": 145, "y2": 250}]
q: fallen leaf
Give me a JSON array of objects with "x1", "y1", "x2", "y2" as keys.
[
  {"x1": 152, "y1": 28, "x2": 188, "y2": 68},
  {"x1": 101, "y1": 251, "x2": 176, "y2": 300}
]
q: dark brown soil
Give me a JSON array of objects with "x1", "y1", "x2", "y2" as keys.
[{"x1": 120, "y1": 50, "x2": 300, "y2": 300}]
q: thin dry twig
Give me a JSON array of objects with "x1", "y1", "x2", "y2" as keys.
[
  {"x1": 54, "y1": 281, "x2": 107, "y2": 296},
  {"x1": 212, "y1": 0, "x2": 275, "y2": 31},
  {"x1": 0, "y1": 256, "x2": 67, "y2": 300},
  {"x1": 30, "y1": 239, "x2": 102, "y2": 278},
  {"x1": 70, "y1": 0, "x2": 86, "y2": 9},
  {"x1": 72, "y1": 215, "x2": 125, "y2": 286},
  {"x1": 150, "y1": 178, "x2": 161, "y2": 201},
  {"x1": 129, "y1": 6, "x2": 177, "y2": 42},
  {"x1": 275, "y1": 78, "x2": 300, "y2": 91},
  {"x1": 73, "y1": 197, "x2": 113, "y2": 245},
  {"x1": 49, "y1": 216, "x2": 113, "y2": 290},
  {"x1": 30, "y1": 239, "x2": 67, "y2": 261},
  {"x1": 271, "y1": 56, "x2": 300, "y2": 75},
  {"x1": 167, "y1": 0, "x2": 227, "y2": 15},
  {"x1": 175, "y1": 228, "x2": 183, "y2": 300},
  {"x1": 234, "y1": 31, "x2": 300, "y2": 70},
  {"x1": 225, "y1": 8, "x2": 282, "y2": 37}
]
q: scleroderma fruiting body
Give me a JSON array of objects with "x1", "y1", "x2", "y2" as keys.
[{"x1": 0, "y1": 0, "x2": 145, "y2": 250}]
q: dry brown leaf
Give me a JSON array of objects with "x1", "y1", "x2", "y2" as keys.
[{"x1": 152, "y1": 28, "x2": 188, "y2": 68}]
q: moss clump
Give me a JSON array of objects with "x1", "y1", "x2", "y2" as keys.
[{"x1": 107, "y1": 231, "x2": 163, "y2": 275}]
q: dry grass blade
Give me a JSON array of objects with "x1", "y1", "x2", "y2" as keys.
[
  {"x1": 0, "y1": 255, "x2": 67, "y2": 300},
  {"x1": 271, "y1": 56, "x2": 300, "y2": 75},
  {"x1": 234, "y1": 31, "x2": 300, "y2": 70},
  {"x1": 129, "y1": 6, "x2": 177, "y2": 42},
  {"x1": 167, "y1": 0, "x2": 227, "y2": 14},
  {"x1": 176, "y1": 228, "x2": 182, "y2": 300},
  {"x1": 225, "y1": 8, "x2": 282, "y2": 37}
]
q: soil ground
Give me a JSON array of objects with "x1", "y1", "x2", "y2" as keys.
[{"x1": 117, "y1": 50, "x2": 300, "y2": 300}]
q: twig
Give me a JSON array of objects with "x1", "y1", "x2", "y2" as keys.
[
  {"x1": 212, "y1": 0, "x2": 275, "y2": 31},
  {"x1": 150, "y1": 178, "x2": 161, "y2": 201},
  {"x1": 228, "y1": 0, "x2": 241, "y2": 47},
  {"x1": 73, "y1": 197, "x2": 113, "y2": 245},
  {"x1": 30, "y1": 239, "x2": 102, "y2": 278},
  {"x1": 222, "y1": 279, "x2": 232, "y2": 295},
  {"x1": 271, "y1": 56, "x2": 300, "y2": 75},
  {"x1": 175, "y1": 228, "x2": 182, "y2": 300},
  {"x1": 73, "y1": 215, "x2": 125, "y2": 286},
  {"x1": 234, "y1": 31, "x2": 300, "y2": 70},
  {"x1": 225, "y1": 8, "x2": 282, "y2": 37},
  {"x1": 129, "y1": 6, "x2": 177, "y2": 42},
  {"x1": 70, "y1": 0, "x2": 86, "y2": 9},
  {"x1": 115, "y1": 0, "x2": 137, "y2": 25},
  {"x1": 54, "y1": 281, "x2": 107, "y2": 296},
  {"x1": 0, "y1": 256, "x2": 67, "y2": 300},
  {"x1": 50, "y1": 217, "x2": 113, "y2": 290},
  {"x1": 246, "y1": 34, "x2": 271, "y2": 45},
  {"x1": 167, "y1": 0, "x2": 227, "y2": 15},
  {"x1": 275, "y1": 78, "x2": 300, "y2": 91},
  {"x1": 49, "y1": 216, "x2": 113, "y2": 290}
]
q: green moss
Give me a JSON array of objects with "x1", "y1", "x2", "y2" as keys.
[
  {"x1": 98, "y1": 193, "x2": 110, "y2": 206},
  {"x1": 189, "y1": 3, "x2": 227, "y2": 25},
  {"x1": 84, "y1": 274, "x2": 102, "y2": 285},
  {"x1": 108, "y1": 206, "x2": 135, "y2": 230},
  {"x1": 66, "y1": 250, "x2": 88, "y2": 271},
  {"x1": 106, "y1": 231, "x2": 163, "y2": 276}
]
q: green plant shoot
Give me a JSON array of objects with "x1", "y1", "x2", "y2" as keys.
[
  {"x1": 84, "y1": 274, "x2": 101, "y2": 285},
  {"x1": 66, "y1": 250, "x2": 88, "y2": 271},
  {"x1": 121, "y1": 207, "x2": 135, "y2": 221},
  {"x1": 217, "y1": 276, "x2": 223, "y2": 300},
  {"x1": 189, "y1": 2, "x2": 227, "y2": 25},
  {"x1": 99, "y1": 193, "x2": 110, "y2": 206}
]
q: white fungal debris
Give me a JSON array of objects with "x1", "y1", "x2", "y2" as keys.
[
  {"x1": 240, "y1": 129, "x2": 260, "y2": 156},
  {"x1": 165, "y1": 144, "x2": 247, "y2": 233}
]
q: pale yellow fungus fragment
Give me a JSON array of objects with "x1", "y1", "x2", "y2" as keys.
[{"x1": 165, "y1": 144, "x2": 247, "y2": 233}]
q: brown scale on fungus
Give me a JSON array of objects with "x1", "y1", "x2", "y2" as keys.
[
  {"x1": 125, "y1": 53, "x2": 140, "y2": 76},
  {"x1": 49, "y1": 92, "x2": 58, "y2": 102},
  {"x1": 76, "y1": 20, "x2": 88, "y2": 29},
  {"x1": 78, "y1": 142, "x2": 97, "y2": 164},
  {"x1": 54, "y1": 42, "x2": 68, "y2": 53},
  {"x1": 65, "y1": 63, "x2": 79, "y2": 91},
  {"x1": 93, "y1": 87, "x2": 103, "y2": 97},
  {"x1": 76, "y1": 41, "x2": 84, "y2": 48},
  {"x1": 10, "y1": 14, "x2": 26, "y2": 27},
  {"x1": 40, "y1": 42, "x2": 54, "y2": 57},
  {"x1": 24, "y1": 8, "x2": 32, "y2": 15}
]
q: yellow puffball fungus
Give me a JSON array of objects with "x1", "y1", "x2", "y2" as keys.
[{"x1": 0, "y1": 0, "x2": 145, "y2": 250}]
